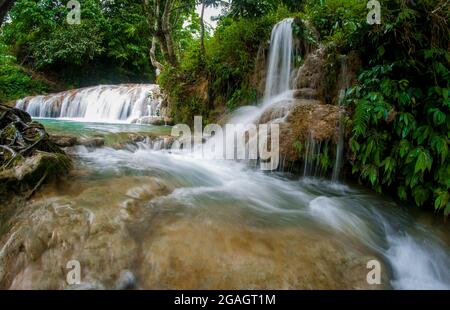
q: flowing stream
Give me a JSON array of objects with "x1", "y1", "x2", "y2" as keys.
[{"x1": 2, "y1": 19, "x2": 449, "y2": 290}]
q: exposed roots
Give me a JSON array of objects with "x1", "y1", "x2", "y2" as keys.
[{"x1": 0, "y1": 104, "x2": 65, "y2": 170}]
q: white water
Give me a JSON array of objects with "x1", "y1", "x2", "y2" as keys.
[
  {"x1": 16, "y1": 84, "x2": 163, "y2": 123},
  {"x1": 303, "y1": 133, "x2": 325, "y2": 177},
  {"x1": 332, "y1": 56, "x2": 349, "y2": 182},
  {"x1": 68, "y1": 141, "x2": 450, "y2": 290},
  {"x1": 226, "y1": 19, "x2": 296, "y2": 128},
  {"x1": 264, "y1": 18, "x2": 295, "y2": 101}
]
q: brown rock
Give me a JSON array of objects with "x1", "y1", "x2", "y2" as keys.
[
  {"x1": 50, "y1": 134, "x2": 78, "y2": 148},
  {"x1": 258, "y1": 99, "x2": 341, "y2": 162}
]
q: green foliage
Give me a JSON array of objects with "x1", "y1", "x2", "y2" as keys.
[
  {"x1": 1, "y1": 0, "x2": 154, "y2": 87},
  {"x1": 343, "y1": 0, "x2": 450, "y2": 215},
  {"x1": 0, "y1": 43, "x2": 48, "y2": 102},
  {"x1": 228, "y1": 0, "x2": 305, "y2": 18},
  {"x1": 160, "y1": 7, "x2": 296, "y2": 124},
  {"x1": 304, "y1": 0, "x2": 367, "y2": 49}
]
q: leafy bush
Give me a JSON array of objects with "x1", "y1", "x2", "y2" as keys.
[
  {"x1": 1, "y1": 0, "x2": 154, "y2": 87},
  {"x1": 343, "y1": 0, "x2": 449, "y2": 215},
  {"x1": 0, "y1": 43, "x2": 48, "y2": 103}
]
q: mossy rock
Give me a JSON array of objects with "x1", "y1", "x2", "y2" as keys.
[
  {"x1": 0, "y1": 151, "x2": 71, "y2": 197},
  {"x1": 1, "y1": 103, "x2": 72, "y2": 202}
]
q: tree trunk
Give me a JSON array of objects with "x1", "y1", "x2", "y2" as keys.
[
  {"x1": 143, "y1": 0, "x2": 179, "y2": 70},
  {"x1": 0, "y1": 0, "x2": 16, "y2": 27},
  {"x1": 150, "y1": 35, "x2": 164, "y2": 73},
  {"x1": 161, "y1": 0, "x2": 178, "y2": 67},
  {"x1": 200, "y1": 0, "x2": 206, "y2": 54}
]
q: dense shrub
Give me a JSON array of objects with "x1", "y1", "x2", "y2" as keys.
[
  {"x1": 0, "y1": 43, "x2": 48, "y2": 103},
  {"x1": 314, "y1": 0, "x2": 450, "y2": 215}
]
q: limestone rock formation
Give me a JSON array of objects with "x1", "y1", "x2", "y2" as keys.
[{"x1": 258, "y1": 98, "x2": 341, "y2": 163}]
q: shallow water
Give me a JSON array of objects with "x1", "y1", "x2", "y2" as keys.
[
  {"x1": 1, "y1": 119, "x2": 448, "y2": 290},
  {"x1": 39, "y1": 118, "x2": 172, "y2": 137}
]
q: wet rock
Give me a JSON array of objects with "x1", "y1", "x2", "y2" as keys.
[
  {"x1": 0, "y1": 104, "x2": 71, "y2": 203},
  {"x1": 0, "y1": 176, "x2": 173, "y2": 289},
  {"x1": 258, "y1": 99, "x2": 341, "y2": 163},
  {"x1": 163, "y1": 117, "x2": 174, "y2": 126},
  {"x1": 50, "y1": 134, "x2": 105, "y2": 148},
  {"x1": 294, "y1": 47, "x2": 327, "y2": 101},
  {"x1": 282, "y1": 100, "x2": 341, "y2": 162},
  {"x1": 0, "y1": 151, "x2": 71, "y2": 198},
  {"x1": 50, "y1": 134, "x2": 78, "y2": 147},
  {"x1": 134, "y1": 116, "x2": 165, "y2": 126},
  {"x1": 79, "y1": 137, "x2": 105, "y2": 148},
  {"x1": 294, "y1": 88, "x2": 319, "y2": 100},
  {"x1": 138, "y1": 218, "x2": 388, "y2": 290},
  {"x1": 1, "y1": 167, "x2": 390, "y2": 290}
]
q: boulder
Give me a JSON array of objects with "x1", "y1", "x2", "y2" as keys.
[
  {"x1": 0, "y1": 151, "x2": 71, "y2": 199},
  {"x1": 258, "y1": 99, "x2": 341, "y2": 162},
  {"x1": 79, "y1": 137, "x2": 105, "y2": 148},
  {"x1": 50, "y1": 134, "x2": 105, "y2": 148},
  {"x1": 49, "y1": 134, "x2": 78, "y2": 148}
]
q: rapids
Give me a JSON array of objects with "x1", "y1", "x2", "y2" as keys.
[{"x1": 1, "y1": 129, "x2": 448, "y2": 289}]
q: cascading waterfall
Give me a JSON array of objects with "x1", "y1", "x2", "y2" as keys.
[
  {"x1": 303, "y1": 133, "x2": 324, "y2": 177},
  {"x1": 229, "y1": 19, "x2": 296, "y2": 126},
  {"x1": 16, "y1": 84, "x2": 163, "y2": 123},
  {"x1": 331, "y1": 56, "x2": 349, "y2": 182},
  {"x1": 200, "y1": 18, "x2": 296, "y2": 158},
  {"x1": 264, "y1": 18, "x2": 295, "y2": 100}
]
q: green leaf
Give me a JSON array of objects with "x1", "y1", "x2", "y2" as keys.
[
  {"x1": 412, "y1": 186, "x2": 430, "y2": 206},
  {"x1": 434, "y1": 190, "x2": 449, "y2": 211},
  {"x1": 399, "y1": 140, "x2": 410, "y2": 158},
  {"x1": 398, "y1": 186, "x2": 407, "y2": 201},
  {"x1": 445, "y1": 203, "x2": 450, "y2": 217},
  {"x1": 350, "y1": 138, "x2": 360, "y2": 152},
  {"x1": 430, "y1": 135, "x2": 449, "y2": 164},
  {"x1": 413, "y1": 125, "x2": 432, "y2": 145},
  {"x1": 382, "y1": 156, "x2": 396, "y2": 175},
  {"x1": 429, "y1": 108, "x2": 446, "y2": 126},
  {"x1": 414, "y1": 148, "x2": 433, "y2": 174}
]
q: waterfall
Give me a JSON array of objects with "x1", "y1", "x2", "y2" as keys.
[
  {"x1": 264, "y1": 18, "x2": 295, "y2": 100},
  {"x1": 226, "y1": 18, "x2": 296, "y2": 128},
  {"x1": 16, "y1": 84, "x2": 163, "y2": 123},
  {"x1": 332, "y1": 56, "x2": 349, "y2": 182},
  {"x1": 200, "y1": 18, "x2": 296, "y2": 162},
  {"x1": 303, "y1": 133, "x2": 321, "y2": 177}
]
